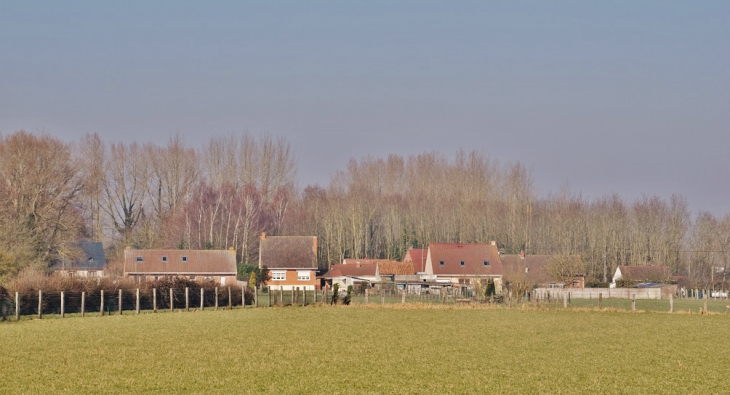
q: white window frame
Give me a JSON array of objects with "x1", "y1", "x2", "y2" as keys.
[
  {"x1": 271, "y1": 271, "x2": 287, "y2": 281},
  {"x1": 297, "y1": 270, "x2": 311, "y2": 281}
]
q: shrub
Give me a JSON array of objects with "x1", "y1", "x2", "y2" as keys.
[
  {"x1": 331, "y1": 283, "x2": 340, "y2": 304},
  {"x1": 344, "y1": 285, "x2": 353, "y2": 305}
]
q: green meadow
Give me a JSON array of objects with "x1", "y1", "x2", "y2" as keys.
[{"x1": 1, "y1": 305, "x2": 728, "y2": 394}]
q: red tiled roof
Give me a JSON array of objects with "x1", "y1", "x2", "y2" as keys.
[
  {"x1": 404, "y1": 248, "x2": 427, "y2": 272},
  {"x1": 259, "y1": 236, "x2": 317, "y2": 269},
  {"x1": 124, "y1": 249, "x2": 237, "y2": 275},
  {"x1": 618, "y1": 265, "x2": 671, "y2": 282},
  {"x1": 330, "y1": 263, "x2": 377, "y2": 277},
  {"x1": 341, "y1": 259, "x2": 413, "y2": 275},
  {"x1": 428, "y1": 243, "x2": 503, "y2": 276},
  {"x1": 379, "y1": 261, "x2": 415, "y2": 275}
]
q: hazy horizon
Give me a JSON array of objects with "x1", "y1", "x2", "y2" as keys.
[{"x1": 2, "y1": 1, "x2": 728, "y2": 215}]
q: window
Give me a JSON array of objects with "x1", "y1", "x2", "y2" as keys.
[
  {"x1": 297, "y1": 271, "x2": 311, "y2": 281},
  {"x1": 271, "y1": 271, "x2": 286, "y2": 281},
  {"x1": 136, "y1": 256, "x2": 143, "y2": 262},
  {"x1": 439, "y1": 261, "x2": 445, "y2": 266},
  {"x1": 483, "y1": 261, "x2": 490, "y2": 267},
  {"x1": 460, "y1": 261, "x2": 465, "y2": 266},
  {"x1": 189, "y1": 275, "x2": 196, "y2": 280},
  {"x1": 182, "y1": 256, "x2": 188, "y2": 262},
  {"x1": 162, "y1": 256, "x2": 168, "y2": 262}
]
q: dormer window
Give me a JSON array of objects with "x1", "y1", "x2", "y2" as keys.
[
  {"x1": 182, "y1": 256, "x2": 188, "y2": 262},
  {"x1": 136, "y1": 256, "x2": 143, "y2": 262},
  {"x1": 439, "y1": 260, "x2": 445, "y2": 266},
  {"x1": 162, "y1": 256, "x2": 168, "y2": 262},
  {"x1": 483, "y1": 261, "x2": 490, "y2": 267},
  {"x1": 460, "y1": 261, "x2": 465, "y2": 266}
]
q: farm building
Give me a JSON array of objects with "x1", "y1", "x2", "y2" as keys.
[
  {"x1": 259, "y1": 233, "x2": 318, "y2": 291},
  {"x1": 123, "y1": 248, "x2": 237, "y2": 285},
  {"x1": 320, "y1": 263, "x2": 381, "y2": 290},
  {"x1": 424, "y1": 242, "x2": 504, "y2": 292},
  {"x1": 611, "y1": 265, "x2": 671, "y2": 288},
  {"x1": 501, "y1": 252, "x2": 585, "y2": 290},
  {"x1": 53, "y1": 241, "x2": 107, "y2": 278}
]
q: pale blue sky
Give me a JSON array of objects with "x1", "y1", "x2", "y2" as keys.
[{"x1": 1, "y1": 1, "x2": 728, "y2": 214}]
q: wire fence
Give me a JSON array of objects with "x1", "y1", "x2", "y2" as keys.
[{"x1": 2, "y1": 285, "x2": 728, "y2": 322}]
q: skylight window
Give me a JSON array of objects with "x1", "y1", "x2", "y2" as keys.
[
  {"x1": 483, "y1": 261, "x2": 490, "y2": 266},
  {"x1": 182, "y1": 256, "x2": 188, "y2": 262},
  {"x1": 136, "y1": 256, "x2": 143, "y2": 262},
  {"x1": 460, "y1": 261, "x2": 465, "y2": 266},
  {"x1": 162, "y1": 256, "x2": 168, "y2": 262}
]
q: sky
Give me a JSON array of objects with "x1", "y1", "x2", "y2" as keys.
[{"x1": 1, "y1": 1, "x2": 729, "y2": 215}]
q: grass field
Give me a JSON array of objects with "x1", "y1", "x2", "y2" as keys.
[{"x1": 1, "y1": 305, "x2": 728, "y2": 394}]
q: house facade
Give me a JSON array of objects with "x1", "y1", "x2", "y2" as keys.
[
  {"x1": 123, "y1": 248, "x2": 238, "y2": 285},
  {"x1": 424, "y1": 242, "x2": 504, "y2": 292},
  {"x1": 259, "y1": 233, "x2": 318, "y2": 291}
]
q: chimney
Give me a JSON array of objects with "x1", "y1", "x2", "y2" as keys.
[
  {"x1": 490, "y1": 240, "x2": 496, "y2": 246},
  {"x1": 261, "y1": 232, "x2": 266, "y2": 240},
  {"x1": 519, "y1": 250, "x2": 525, "y2": 258},
  {"x1": 312, "y1": 236, "x2": 317, "y2": 255}
]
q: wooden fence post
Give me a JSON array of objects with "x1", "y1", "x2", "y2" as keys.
[
  {"x1": 15, "y1": 292, "x2": 19, "y2": 321},
  {"x1": 118, "y1": 289, "x2": 123, "y2": 315},
  {"x1": 267, "y1": 287, "x2": 271, "y2": 307},
  {"x1": 153, "y1": 288, "x2": 157, "y2": 313},
  {"x1": 314, "y1": 287, "x2": 317, "y2": 304},
  {"x1": 215, "y1": 287, "x2": 218, "y2": 310},
  {"x1": 242, "y1": 286, "x2": 245, "y2": 308},
  {"x1": 185, "y1": 287, "x2": 190, "y2": 312},
  {"x1": 563, "y1": 292, "x2": 567, "y2": 309},
  {"x1": 303, "y1": 287, "x2": 306, "y2": 306},
  {"x1": 704, "y1": 293, "x2": 708, "y2": 313},
  {"x1": 38, "y1": 290, "x2": 42, "y2": 319},
  {"x1": 365, "y1": 288, "x2": 369, "y2": 304},
  {"x1": 402, "y1": 290, "x2": 406, "y2": 304},
  {"x1": 598, "y1": 293, "x2": 602, "y2": 310},
  {"x1": 669, "y1": 293, "x2": 674, "y2": 313},
  {"x1": 228, "y1": 287, "x2": 232, "y2": 309},
  {"x1": 136, "y1": 288, "x2": 140, "y2": 314},
  {"x1": 170, "y1": 288, "x2": 174, "y2": 312},
  {"x1": 632, "y1": 294, "x2": 636, "y2": 311},
  {"x1": 100, "y1": 290, "x2": 104, "y2": 316},
  {"x1": 201, "y1": 288, "x2": 205, "y2": 311},
  {"x1": 60, "y1": 291, "x2": 65, "y2": 318}
]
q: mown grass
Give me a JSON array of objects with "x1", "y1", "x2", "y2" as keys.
[{"x1": 1, "y1": 305, "x2": 728, "y2": 394}]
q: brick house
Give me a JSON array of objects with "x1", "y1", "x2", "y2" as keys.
[
  {"x1": 259, "y1": 233, "x2": 318, "y2": 291},
  {"x1": 424, "y1": 242, "x2": 504, "y2": 292},
  {"x1": 123, "y1": 248, "x2": 238, "y2": 285}
]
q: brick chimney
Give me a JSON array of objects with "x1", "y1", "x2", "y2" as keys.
[
  {"x1": 519, "y1": 250, "x2": 525, "y2": 258},
  {"x1": 312, "y1": 236, "x2": 317, "y2": 255},
  {"x1": 490, "y1": 240, "x2": 496, "y2": 246},
  {"x1": 261, "y1": 232, "x2": 266, "y2": 240}
]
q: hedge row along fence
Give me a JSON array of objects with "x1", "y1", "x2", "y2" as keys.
[{"x1": 0, "y1": 277, "x2": 341, "y2": 321}]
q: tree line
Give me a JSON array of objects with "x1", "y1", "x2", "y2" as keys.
[{"x1": 0, "y1": 130, "x2": 728, "y2": 288}]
